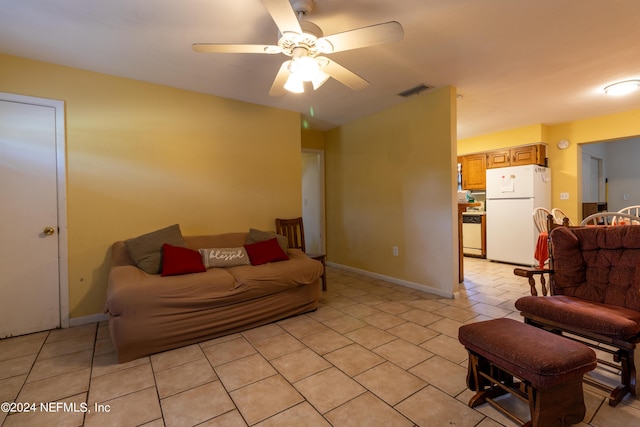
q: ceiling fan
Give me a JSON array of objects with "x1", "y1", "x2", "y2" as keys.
[{"x1": 192, "y1": 0, "x2": 404, "y2": 95}]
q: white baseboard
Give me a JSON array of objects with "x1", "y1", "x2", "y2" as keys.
[
  {"x1": 68, "y1": 313, "x2": 109, "y2": 327},
  {"x1": 326, "y1": 262, "x2": 459, "y2": 299}
]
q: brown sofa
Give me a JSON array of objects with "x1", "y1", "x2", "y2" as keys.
[
  {"x1": 514, "y1": 225, "x2": 640, "y2": 406},
  {"x1": 105, "y1": 232, "x2": 323, "y2": 363}
]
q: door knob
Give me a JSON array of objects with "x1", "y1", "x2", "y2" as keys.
[{"x1": 43, "y1": 227, "x2": 55, "y2": 236}]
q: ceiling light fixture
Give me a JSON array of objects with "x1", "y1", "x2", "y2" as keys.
[
  {"x1": 604, "y1": 80, "x2": 640, "y2": 96},
  {"x1": 284, "y1": 48, "x2": 329, "y2": 94},
  {"x1": 289, "y1": 55, "x2": 319, "y2": 79},
  {"x1": 284, "y1": 73, "x2": 304, "y2": 93}
]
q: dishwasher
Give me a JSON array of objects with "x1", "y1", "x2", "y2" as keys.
[{"x1": 462, "y1": 212, "x2": 485, "y2": 257}]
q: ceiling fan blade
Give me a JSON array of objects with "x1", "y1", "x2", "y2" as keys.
[
  {"x1": 318, "y1": 21, "x2": 404, "y2": 53},
  {"x1": 192, "y1": 44, "x2": 281, "y2": 54},
  {"x1": 319, "y1": 57, "x2": 369, "y2": 91},
  {"x1": 269, "y1": 61, "x2": 292, "y2": 96},
  {"x1": 262, "y1": 0, "x2": 302, "y2": 34}
]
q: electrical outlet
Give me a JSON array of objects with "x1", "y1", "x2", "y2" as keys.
[
  {"x1": 560, "y1": 192, "x2": 569, "y2": 200},
  {"x1": 624, "y1": 194, "x2": 630, "y2": 201},
  {"x1": 393, "y1": 246, "x2": 399, "y2": 256}
]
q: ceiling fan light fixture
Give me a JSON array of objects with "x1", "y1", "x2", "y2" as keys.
[
  {"x1": 289, "y1": 55, "x2": 319, "y2": 82},
  {"x1": 604, "y1": 80, "x2": 640, "y2": 96},
  {"x1": 311, "y1": 70, "x2": 330, "y2": 90},
  {"x1": 284, "y1": 73, "x2": 305, "y2": 93},
  {"x1": 193, "y1": 0, "x2": 403, "y2": 96}
]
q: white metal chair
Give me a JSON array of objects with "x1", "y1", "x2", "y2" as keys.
[
  {"x1": 580, "y1": 212, "x2": 640, "y2": 226},
  {"x1": 533, "y1": 207, "x2": 552, "y2": 233},
  {"x1": 551, "y1": 208, "x2": 574, "y2": 226}
]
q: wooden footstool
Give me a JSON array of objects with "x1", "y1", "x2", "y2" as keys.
[{"x1": 458, "y1": 318, "x2": 596, "y2": 427}]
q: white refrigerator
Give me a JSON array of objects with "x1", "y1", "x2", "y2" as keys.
[{"x1": 486, "y1": 164, "x2": 551, "y2": 265}]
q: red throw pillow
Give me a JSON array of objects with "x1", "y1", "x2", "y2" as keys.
[
  {"x1": 161, "y1": 243, "x2": 206, "y2": 276},
  {"x1": 244, "y1": 238, "x2": 289, "y2": 266}
]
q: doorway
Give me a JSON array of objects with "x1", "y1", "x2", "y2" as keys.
[
  {"x1": 581, "y1": 148, "x2": 605, "y2": 203},
  {"x1": 580, "y1": 137, "x2": 640, "y2": 213},
  {"x1": 0, "y1": 92, "x2": 68, "y2": 337},
  {"x1": 301, "y1": 149, "x2": 325, "y2": 254}
]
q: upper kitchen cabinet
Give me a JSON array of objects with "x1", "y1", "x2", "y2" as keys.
[
  {"x1": 460, "y1": 153, "x2": 486, "y2": 190},
  {"x1": 486, "y1": 144, "x2": 546, "y2": 169}
]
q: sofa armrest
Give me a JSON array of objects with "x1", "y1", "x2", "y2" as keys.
[{"x1": 514, "y1": 267, "x2": 552, "y2": 296}]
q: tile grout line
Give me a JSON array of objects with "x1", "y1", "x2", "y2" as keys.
[{"x1": 3, "y1": 330, "x2": 50, "y2": 424}]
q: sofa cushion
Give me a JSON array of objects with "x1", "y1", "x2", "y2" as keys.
[
  {"x1": 199, "y1": 247, "x2": 250, "y2": 268},
  {"x1": 246, "y1": 228, "x2": 288, "y2": 252},
  {"x1": 244, "y1": 238, "x2": 289, "y2": 266},
  {"x1": 228, "y1": 249, "x2": 322, "y2": 289},
  {"x1": 125, "y1": 224, "x2": 188, "y2": 274},
  {"x1": 515, "y1": 295, "x2": 640, "y2": 339},
  {"x1": 161, "y1": 244, "x2": 206, "y2": 277}
]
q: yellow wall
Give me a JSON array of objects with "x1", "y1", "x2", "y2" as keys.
[
  {"x1": 458, "y1": 109, "x2": 640, "y2": 221},
  {"x1": 546, "y1": 110, "x2": 640, "y2": 220},
  {"x1": 457, "y1": 124, "x2": 546, "y2": 155},
  {"x1": 325, "y1": 87, "x2": 459, "y2": 297},
  {"x1": 301, "y1": 129, "x2": 326, "y2": 150},
  {"x1": 0, "y1": 54, "x2": 302, "y2": 318}
]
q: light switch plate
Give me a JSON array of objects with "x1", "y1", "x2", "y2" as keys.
[{"x1": 560, "y1": 192, "x2": 569, "y2": 200}]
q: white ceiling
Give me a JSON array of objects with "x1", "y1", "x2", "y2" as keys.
[{"x1": 1, "y1": 0, "x2": 639, "y2": 140}]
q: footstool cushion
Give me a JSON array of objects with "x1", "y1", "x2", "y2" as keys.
[
  {"x1": 459, "y1": 318, "x2": 597, "y2": 426},
  {"x1": 459, "y1": 318, "x2": 596, "y2": 389}
]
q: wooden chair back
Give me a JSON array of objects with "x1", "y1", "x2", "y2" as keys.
[
  {"x1": 580, "y1": 211, "x2": 640, "y2": 226},
  {"x1": 618, "y1": 205, "x2": 640, "y2": 218},
  {"x1": 515, "y1": 214, "x2": 571, "y2": 296},
  {"x1": 551, "y1": 208, "x2": 574, "y2": 226},
  {"x1": 275, "y1": 217, "x2": 306, "y2": 252},
  {"x1": 616, "y1": 206, "x2": 640, "y2": 224},
  {"x1": 533, "y1": 207, "x2": 552, "y2": 233}
]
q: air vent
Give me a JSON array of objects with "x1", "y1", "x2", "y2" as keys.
[{"x1": 397, "y1": 84, "x2": 433, "y2": 97}]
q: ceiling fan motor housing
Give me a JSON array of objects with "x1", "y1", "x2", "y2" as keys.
[{"x1": 278, "y1": 21, "x2": 326, "y2": 57}]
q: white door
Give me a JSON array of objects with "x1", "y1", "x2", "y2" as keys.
[
  {"x1": 0, "y1": 94, "x2": 67, "y2": 337},
  {"x1": 301, "y1": 150, "x2": 325, "y2": 254}
]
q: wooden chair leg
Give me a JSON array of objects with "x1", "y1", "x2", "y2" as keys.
[{"x1": 607, "y1": 348, "x2": 636, "y2": 406}]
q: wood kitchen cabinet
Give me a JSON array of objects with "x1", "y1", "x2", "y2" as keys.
[
  {"x1": 486, "y1": 144, "x2": 546, "y2": 169},
  {"x1": 459, "y1": 153, "x2": 486, "y2": 190}
]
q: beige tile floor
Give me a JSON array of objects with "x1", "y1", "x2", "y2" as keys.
[{"x1": 1, "y1": 257, "x2": 640, "y2": 426}]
